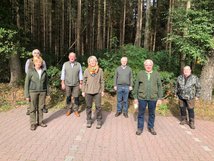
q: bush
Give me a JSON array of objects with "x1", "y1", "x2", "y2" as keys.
[{"x1": 47, "y1": 66, "x2": 61, "y2": 88}]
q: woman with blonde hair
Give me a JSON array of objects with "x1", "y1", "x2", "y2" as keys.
[
  {"x1": 24, "y1": 56, "x2": 49, "y2": 130},
  {"x1": 82, "y1": 56, "x2": 104, "y2": 129}
]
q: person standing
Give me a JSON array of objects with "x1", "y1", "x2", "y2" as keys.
[
  {"x1": 133, "y1": 59, "x2": 163, "y2": 135},
  {"x1": 82, "y1": 56, "x2": 104, "y2": 129},
  {"x1": 61, "y1": 52, "x2": 83, "y2": 117},
  {"x1": 114, "y1": 57, "x2": 133, "y2": 118},
  {"x1": 175, "y1": 66, "x2": 201, "y2": 129},
  {"x1": 24, "y1": 56, "x2": 48, "y2": 130},
  {"x1": 25, "y1": 49, "x2": 48, "y2": 115}
]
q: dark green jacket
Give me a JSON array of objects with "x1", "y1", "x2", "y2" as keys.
[
  {"x1": 24, "y1": 68, "x2": 48, "y2": 98},
  {"x1": 133, "y1": 71, "x2": 163, "y2": 100}
]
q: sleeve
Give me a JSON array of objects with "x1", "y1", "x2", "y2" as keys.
[
  {"x1": 175, "y1": 77, "x2": 179, "y2": 96},
  {"x1": 82, "y1": 70, "x2": 88, "y2": 92},
  {"x1": 43, "y1": 61, "x2": 47, "y2": 71},
  {"x1": 157, "y1": 73, "x2": 163, "y2": 99},
  {"x1": 60, "y1": 64, "x2": 65, "y2": 80},
  {"x1": 79, "y1": 64, "x2": 83, "y2": 81},
  {"x1": 24, "y1": 71, "x2": 31, "y2": 98},
  {"x1": 114, "y1": 68, "x2": 118, "y2": 86},
  {"x1": 130, "y1": 68, "x2": 133, "y2": 87},
  {"x1": 46, "y1": 72, "x2": 49, "y2": 96},
  {"x1": 25, "y1": 59, "x2": 30, "y2": 74},
  {"x1": 133, "y1": 73, "x2": 140, "y2": 99}
]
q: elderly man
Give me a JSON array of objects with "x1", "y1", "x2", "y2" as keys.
[
  {"x1": 133, "y1": 59, "x2": 163, "y2": 135},
  {"x1": 61, "y1": 52, "x2": 83, "y2": 117},
  {"x1": 175, "y1": 66, "x2": 201, "y2": 129},
  {"x1": 25, "y1": 49, "x2": 48, "y2": 115},
  {"x1": 114, "y1": 57, "x2": 133, "y2": 118}
]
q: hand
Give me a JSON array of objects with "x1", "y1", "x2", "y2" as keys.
[
  {"x1": 157, "y1": 99, "x2": 162, "y2": 106},
  {"x1": 26, "y1": 98, "x2": 30, "y2": 101},
  {"x1": 82, "y1": 92, "x2": 85, "y2": 97},
  {"x1": 101, "y1": 92, "x2": 104, "y2": 97},
  {"x1": 129, "y1": 86, "x2": 133, "y2": 91},
  {"x1": 61, "y1": 83, "x2": 65, "y2": 90},
  {"x1": 79, "y1": 84, "x2": 82, "y2": 89},
  {"x1": 114, "y1": 86, "x2": 117, "y2": 91},
  {"x1": 134, "y1": 99, "x2": 138, "y2": 105},
  {"x1": 195, "y1": 97, "x2": 199, "y2": 101}
]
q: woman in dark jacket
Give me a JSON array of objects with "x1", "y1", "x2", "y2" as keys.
[{"x1": 24, "y1": 56, "x2": 48, "y2": 131}]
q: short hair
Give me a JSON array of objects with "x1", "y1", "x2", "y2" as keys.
[
  {"x1": 87, "y1": 56, "x2": 98, "y2": 64},
  {"x1": 32, "y1": 49, "x2": 41, "y2": 55},
  {"x1": 144, "y1": 59, "x2": 153, "y2": 66},
  {"x1": 183, "y1": 66, "x2": 191, "y2": 70},
  {"x1": 33, "y1": 56, "x2": 43, "y2": 64},
  {"x1": 121, "y1": 57, "x2": 128, "y2": 62},
  {"x1": 69, "y1": 52, "x2": 76, "y2": 57}
]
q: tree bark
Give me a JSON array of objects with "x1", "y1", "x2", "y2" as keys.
[
  {"x1": 200, "y1": 52, "x2": 214, "y2": 101},
  {"x1": 144, "y1": 0, "x2": 151, "y2": 50},
  {"x1": 97, "y1": 0, "x2": 102, "y2": 50},
  {"x1": 134, "y1": 0, "x2": 143, "y2": 47},
  {"x1": 120, "y1": 0, "x2": 126, "y2": 46},
  {"x1": 77, "y1": 0, "x2": 82, "y2": 54}
]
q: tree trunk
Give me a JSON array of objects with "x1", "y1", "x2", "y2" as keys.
[
  {"x1": 103, "y1": 0, "x2": 107, "y2": 48},
  {"x1": 120, "y1": 0, "x2": 126, "y2": 46},
  {"x1": 9, "y1": 0, "x2": 22, "y2": 86},
  {"x1": 97, "y1": 0, "x2": 102, "y2": 50},
  {"x1": 134, "y1": 0, "x2": 143, "y2": 47},
  {"x1": 200, "y1": 52, "x2": 214, "y2": 101},
  {"x1": 144, "y1": 0, "x2": 151, "y2": 50},
  {"x1": 77, "y1": 0, "x2": 81, "y2": 54}
]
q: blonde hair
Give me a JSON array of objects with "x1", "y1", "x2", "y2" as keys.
[
  {"x1": 144, "y1": 59, "x2": 154, "y2": 66},
  {"x1": 121, "y1": 57, "x2": 128, "y2": 62},
  {"x1": 33, "y1": 56, "x2": 43, "y2": 64},
  {"x1": 32, "y1": 49, "x2": 41, "y2": 55},
  {"x1": 87, "y1": 56, "x2": 98, "y2": 65}
]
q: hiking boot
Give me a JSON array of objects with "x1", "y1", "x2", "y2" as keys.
[
  {"x1": 148, "y1": 128, "x2": 157, "y2": 135},
  {"x1": 87, "y1": 122, "x2": 92, "y2": 128},
  {"x1": 180, "y1": 116, "x2": 187, "y2": 125},
  {"x1": 115, "y1": 112, "x2": 122, "y2": 117},
  {"x1": 66, "y1": 109, "x2": 72, "y2": 116},
  {"x1": 39, "y1": 122, "x2": 47, "y2": 127},
  {"x1": 96, "y1": 122, "x2": 102, "y2": 129},
  {"x1": 189, "y1": 118, "x2": 195, "y2": 129},
  {"x1": 136, "y1": 129, "x2": 143, "y2": 135},
  {"x1": 123, "y1": 113, "x2": 128, "y2": 118},
  {"x1": 74, "y1": 111, "x2": 80, "y2": 117}
]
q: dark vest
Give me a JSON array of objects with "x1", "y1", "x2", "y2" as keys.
[{"x1": 64, "y1": 61, "x2": 81, "y2": 86}]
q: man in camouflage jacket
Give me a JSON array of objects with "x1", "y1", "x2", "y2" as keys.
[{"x1": 175, "y1": 66, "x2": 201, "y2": 129}]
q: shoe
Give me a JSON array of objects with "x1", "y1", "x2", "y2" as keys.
[
  {"x1": 189, "y1": 118, "x2": 195, "y2": 129},
  {"x1": 42, "y1": 106, "x2": 48, "y2": 113},
  {"x1": 96, "y1": 122, "x2": 102, "y2": 129},
  {"x1": 39, "y1": 122, "x2": 47, "y2": 127},
  {"x1": 136, "y1": 129, "x2": 143, "y2": 135},
  {"x1": 26, "y1": 109, "x2": 30, "y2": 115},
  {"x1": 74, "y1": 111, "x2": 80, "y2": 117},
  {"x1": 180, "y1": 116, "x2": 187, "y2": 125},
  {"x1": 87, "y1": 122, "x2": 92, "y2": 128},
  {"x1": 66, "y1": 109, "x2": 72, "y2": 116},
  {"x1": 30, "y1": 124, "x2": 37, "y2": 131},
  {"x1": 115, "y1": 112, "x2": 122, "y2": 117},
  {"x1": 123, "y1": 113, "x2": 128, "y2": 118},
  {"x1": 148, "y1": 128, "x2": 157, "y2": 135}
]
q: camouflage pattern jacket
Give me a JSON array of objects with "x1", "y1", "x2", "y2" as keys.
[{"x1": 175, "y1": 74, "x2": 201, "y2": 100}]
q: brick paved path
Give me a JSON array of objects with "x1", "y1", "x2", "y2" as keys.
[{"x1": 0, "y1": 107, "x2": 214, "y2": 161}]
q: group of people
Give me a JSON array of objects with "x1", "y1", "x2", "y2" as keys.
[{"x1": 24, "y1": 49, "x2": 201, "y2": 135}]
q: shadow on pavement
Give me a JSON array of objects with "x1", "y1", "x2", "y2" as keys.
[{"x1": 43, "y1": 109, "x2": 66, "y2": 123}]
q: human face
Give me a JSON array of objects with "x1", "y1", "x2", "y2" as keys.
[
  {"x1": 144, "y1": 62, "x2": 153, "y2": 73},
  {"x1": 121, "y1": 58, "x2": 127, "y2": 66},
  {"x1": 183, "y1": 67, "x2": 191, "y2": 77},
  {"x1": 69, "y1": 53, "x2": 76, "y2": 63},
  {"x1": 89, "y1": 59, "x2": 97, "y2": 67},
  {"x1": 34, "y1": 61, "x2": 42, "y2": 69}
]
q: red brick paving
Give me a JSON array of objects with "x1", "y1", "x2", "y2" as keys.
[{"x1": 0, "y1": 107, "x2": 214, "y2": 161}]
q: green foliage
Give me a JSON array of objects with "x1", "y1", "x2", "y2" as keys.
[
  {"x1": 157, "y1": 104, "x2": 169, "y2": 116},
  {"x1": 168, "y1": 7, "x2": 214, "y2": 64},
  {"x1": 160, "y1": 71, "x2": 176, "y2": 97},
  {"x1": 47, "y1": 66, "x2": 61, "y2": 88}
]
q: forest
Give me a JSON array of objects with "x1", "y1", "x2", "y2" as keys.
[{"x1": 0, "y1": 0, "x2": 214, "y2": 102}]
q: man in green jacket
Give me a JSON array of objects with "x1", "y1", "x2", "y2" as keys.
[{"x1": 133, "y1": 59, "x2": 163, "y2": 135}]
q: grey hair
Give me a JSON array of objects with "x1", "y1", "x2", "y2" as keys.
[
  {"x1": 87, "y1": 56, "x2": 98, "y2": 64},
  {"x1": 69, "y1": 52, "x2": 76, "y2": 57},
  {"x1": 32, "y1": 49, "x2": 41, "y2": 55},
  {"x1": 144, "y1": 59, "x2": 153, "y2": 66},
  {"x1": 121, "y1": 57, "x2": 128, "y2": 61}
]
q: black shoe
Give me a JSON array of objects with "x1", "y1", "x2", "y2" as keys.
[
  {"x1": 30, "y1": 124, "x2": 37, "y2": 131},
  {"x1": 39, "y1": 123, "x2": 47, "y2": 127},
  {"x1": 42, "y1": 106, "x2": 48, "y2": 113},
  {"x1": 115, "y1": 112, "x2": 122, "y2": 117},
  {"x1": 148, "y1": 128, "x2": 157, "y2": 135},
  {"x1": 26, "y1": 109, "x2": 30, "y2": 115},
  {"x1": 136, "y1": 129, "x2": 143, "y2": 135},
  {"x1": 123, "y1": 113, "x2": 128, "y2": 118}
]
